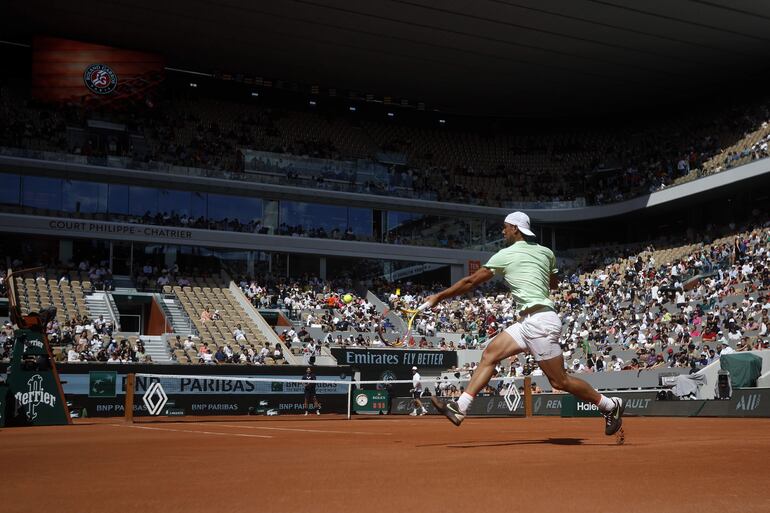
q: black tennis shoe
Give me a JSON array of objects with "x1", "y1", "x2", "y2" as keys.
[
  {"x1": 430, "y1": 396, "x2": 465, "y2": 426},
  {"x1": 603, "y1": 397, "x2": 625, "y2": 435}
]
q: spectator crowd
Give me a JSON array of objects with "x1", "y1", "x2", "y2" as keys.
[
  {"x1": 386, "y1": 221, "x2": 769, "y2": 377},
  {"x1": 1, "y1": 208, "x2": 768, "y2": 380},
  {"x1": 1, "y1": 80, "x2": 769, "y2": 210}
]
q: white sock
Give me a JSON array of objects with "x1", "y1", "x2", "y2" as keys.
[
  {"x1": 456, "y1": 392, "x2": 474, "y2": 413},
  {"x1": 596, "y1": 395, "x2": 615, "y2": 413}
]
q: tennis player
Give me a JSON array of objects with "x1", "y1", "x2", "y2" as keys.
[
  {"x1": 302, "y1": 367, "x2": 321, "y2": 416},
  {"x1": 410, "y1": 366, "x2": 428, "y2": 416},
  {"x1": 425, "y1": 212, "x2": 625, "y2": 435}
]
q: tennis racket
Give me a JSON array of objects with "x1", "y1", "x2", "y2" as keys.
[
  {"x1": 400, "y1": 302, "x2": 431, "y2": 346},
  {"x1": 400, "y1": 308, "x2": 419, "y2": 346}
]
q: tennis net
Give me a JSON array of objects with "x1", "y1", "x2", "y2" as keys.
[{"x1": 124, "y1": 372, "x2": 529, "y2": 422}]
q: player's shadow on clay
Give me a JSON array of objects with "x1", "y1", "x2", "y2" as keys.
[{"x1": 418, "y1": 438, "x2": 584, "y2": 448}]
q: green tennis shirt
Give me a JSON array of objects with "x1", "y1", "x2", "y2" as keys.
[{"x1": 483, "y1": 240, "x2": 557, "y2": 312}]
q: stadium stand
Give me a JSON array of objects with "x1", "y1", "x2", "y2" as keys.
[
  {"x1": 0, "y1": 261, "x2": 291, "y2": 365},
  {"x1": 163, "y1": 276, "x2": 287, "y2": 365},
  {"x1": 196, "y1": 216, "x2": 768, "y2": 384},
  {"x1": 2, "y1": 69, "x2": 769, "y2": 376},
  {"x1": 365, "y1": 219, "x2": 770, "y2": 376},
  {"x1": 1, "y1": 80, "x2": 769, "y2": 209},
  {"x1": 16, "y1": 271, "x2": 92, "y2": 322},
  {"x1": 1, "y1": 218, "x2": 767, "y2": 385},
  {"x1": 700, "y1": 121, "x2": 770, "y2": 176}
]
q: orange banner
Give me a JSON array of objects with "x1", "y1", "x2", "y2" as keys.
[{"x1": 32, "y1": 36, "x2": 164, "y2": 106}]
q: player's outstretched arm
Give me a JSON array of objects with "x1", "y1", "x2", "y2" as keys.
[
  {"x1": 423, "y1": 267, "x2": 494, "y2": 308},
  {"x1": 549, "y1": 273, "x2": 560, "y2": 291}
]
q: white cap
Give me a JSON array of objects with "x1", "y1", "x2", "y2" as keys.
[
  {"x1": 412, "y1": 366, "x2": 418, "y2": 371},
  {"x1": 504, "y1": 211, "x2": 535, "y2": 237}
]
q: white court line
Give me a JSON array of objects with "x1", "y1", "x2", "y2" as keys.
[
  {"x1": 111, "y1": 423, "x2": 273, "y2": 439},
  {"x1": 351, "y1": 419, "x2": 436, "y2": 423},
  {"x1": 212, "y1": 423, "x2": 391, "y2": 436}
]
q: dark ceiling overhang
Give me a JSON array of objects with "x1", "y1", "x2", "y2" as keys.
[{"x1": 2, "y1": 0, "x2": 769, "y2": 116}]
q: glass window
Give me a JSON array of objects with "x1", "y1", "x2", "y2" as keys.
[
  {"x1": 386, "y1": 211, "x2": 424, "y2": 243},
  {"x1": 208, "y1": 194, "x2": 262, "y2": 224},
  {"x1": 276, "y1": 202, "x2": 373, "y2": 240},
  {"x1": 384, "y1": 211, "x2": 473, "y2": 248},
  {"x1": 22, "y1": 176, "x2": 62, "y2": 210},
  {"x1": 0, "y1": 174, "x2": 20, "y2": 205},
  {"x1": 175, "y1": 245, "x2": 254, "y2": 276},
  {"x1": 262, "y1": 199, "x2": 279, "y2": 234},
  {"x1": 158, "y1": 189, "x2": 191, "y2": 217},
  {"x1": 62, "y1": 180, "x2": 108, "y2": 213},
  {"x1": 387, "y1": 211, "x2": 421, "y2": 231},
  {"x1": 190, "y1": 191, "x2": 206, "y2": 220},
  {"x1": 129, "y1": 186, "x2": 159, "y2": 217},
  {"x1": 348, "y1": 207, "x2": 373, "y2": 238},
  {"x1": 280, "y1": 201, "x2": 348, "y2": 236},
  {"x1": 108, "y1": 184, "x2": 129, "y2": 215},
  {"x1": 326, "y1": 256, "x2": 388, "y2": 280}
]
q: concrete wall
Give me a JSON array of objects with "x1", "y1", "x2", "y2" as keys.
[
  {"x1": 0, "y1": 213, "x2": 492, "y2": 265},
  {"x1": 438, "y1": 367, "x2": 691, "y2": 393}
]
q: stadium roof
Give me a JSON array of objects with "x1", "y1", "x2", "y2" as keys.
[{"x1": 4, "y1": 0, "x2": 770, "y2": 116}]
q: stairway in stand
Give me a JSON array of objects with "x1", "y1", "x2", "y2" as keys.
[
  {"x1": 84, "y1": 292, "x2": 118, "y2": 326},
  {"x1": 160, "y1": 296, "x2": 195, "y2": 336},
  {"x1": 141, "y1": 335, "x2": 172, "y2": 363}
]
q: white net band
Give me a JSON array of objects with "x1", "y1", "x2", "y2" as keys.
[{"x1": 128, "y1": 373, "x2": 528, "y2": 420}]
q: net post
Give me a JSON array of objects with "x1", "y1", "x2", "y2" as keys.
[
  {"x1": 346, "y1": 382, "x2": 352, "y2": 420},
  {"x1": 523, "y1": 376, "x2": 533, "y2": 418},
  {"x1": 124, "y1": 373, "x2": 135, "y2": 423}
]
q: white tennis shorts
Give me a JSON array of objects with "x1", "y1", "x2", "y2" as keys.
[{"x1": 504, "y1": 310, "x2": 563, "y2": 361}]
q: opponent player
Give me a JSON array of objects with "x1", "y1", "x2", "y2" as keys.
[
  {"x1": 410, "y1": 366, "x2": 428, "y2": 416},
  {"x1": 302, "y1": 367, "x2": 321, "y2": 415},
  {"x1": 425, "y1": 212, "x2": 624, "y2": 435}
]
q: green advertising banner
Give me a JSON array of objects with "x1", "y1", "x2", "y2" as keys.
[
  {"x1": 5, "y1": 328, "x2": 70, "y2": 426},
  {"x1": 560, "y1": 395, "x2": 603, "y2": 417},
  {"x1": 353, "y1": 389, "x2": 389, "y2": 414},
  {"x1": 559, "y1": 390, "x2": 770, "y2": 418},
  {"x1": 89, "y1": 371, "x2": 117, "y2": 398}
]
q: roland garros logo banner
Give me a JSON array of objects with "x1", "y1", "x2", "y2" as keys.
[{"x1": 31, "y1": 36, "x2": 164, "y2": 106}]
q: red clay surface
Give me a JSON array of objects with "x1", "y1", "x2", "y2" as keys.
[{"x1": 3, "y1": 416, "x2": 770, "y2": 513}]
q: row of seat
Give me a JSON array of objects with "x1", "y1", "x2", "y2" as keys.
[
  {"x1": 15, "y1": 276, "x2": 93, "y2": 323},
  {"x1": 171, "y1": 347, "x2": 285, "y2": 365},
  {"x1": 702, "y1": 124, "x2": 770, "y2": 174},
  {"x1": 162, "y1": 279, "x2": 279, "y2": 365}
]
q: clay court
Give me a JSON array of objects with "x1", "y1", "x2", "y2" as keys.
[{"x1": 3, "y1": 416, "x2": 770, "y2": 513}]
